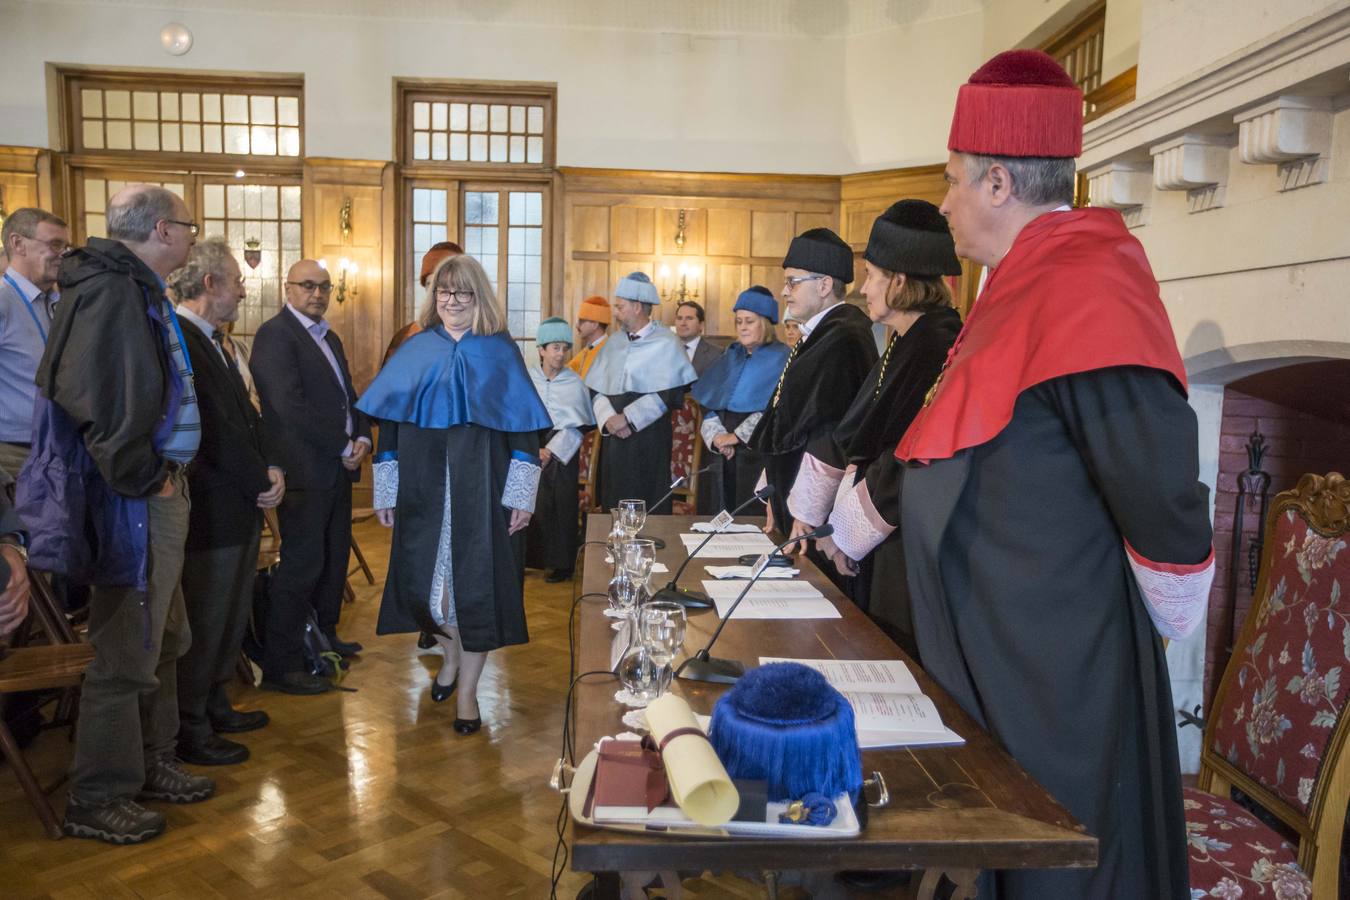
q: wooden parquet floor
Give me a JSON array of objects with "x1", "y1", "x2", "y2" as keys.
[{"x1": 0, "y1": 522, "x2": 802, "y2": 900}]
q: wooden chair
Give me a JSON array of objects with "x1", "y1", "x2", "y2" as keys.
[
  {"x1": 0, "y1": 640, "x2": 95, "y2": 839},
  {"x1": 1189, "y1": 471, "x2": 1349, "y2": 898},
  {"x1": 577, "y1": 429, "x2": 601, "y2": 519},
  {"x1": 258, "y1": 506, "x2": 282, "y2": 571},
  {"x1": 670, "y1": 395, "x2": 704, "y2": 515}
]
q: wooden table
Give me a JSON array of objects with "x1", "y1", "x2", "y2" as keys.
[{"x1": 568, "y1": 515, "x2": 1096, "y2": 898}]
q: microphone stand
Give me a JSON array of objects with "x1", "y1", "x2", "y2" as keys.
[
  {"x1": 650, "y1": 485, "x2": 775, "y2": 611},
  {"x1": 675, "y1": 523, "x2": 834, "y2": 684},
  {"x1": 634, "y1": 465, "x2": 713, "y2": 550}
]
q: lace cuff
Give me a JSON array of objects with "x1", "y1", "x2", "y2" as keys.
[
  {"x1": 373, "y1": 454, "x2": 398, "y2": 510},
  {"x1": 502, "y1": 450, "x2": 542, "y2": 513},
  {"x1": 733, "y1": 412, "x2": 762, "y2": 444},
  {"x1": 546, "y1": 427, "x2": 584, "y2": 466},
  {"x1": 829, "y1": 479, "x2": 894, "y2": 561},
  {"x1": 700, "y1": 413, "x2": 728, "y2": 451},
  {"x1": 1125, "y1": 541, "x2": 1214, "y2": 640},
  {"x1": 787, "y1": 452, "x2": 846, "y2": 527}
]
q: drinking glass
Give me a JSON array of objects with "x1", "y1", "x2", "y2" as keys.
[
  {"x1": 621, "y1": 539, "x2": 656, "y2": 591},
  {"x1": 639, "y1": 601, "x2": 687, "y2": 696},
  {"x1": 607, "y1": 571, "x2": 642, "y2": 622},
  {"x1": 616, "y1": 642, "x2": 662, "y2": 704},
  {"x1": 618, "y1": 498, "x2": 647, "y2": 539},
  {"x1": 607, "y1": 511, "x2": 627, "y2": 566}
]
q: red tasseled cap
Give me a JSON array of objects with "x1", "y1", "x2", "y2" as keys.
[{"x1": 948, "y1": 49, "x2": 1083, "y2": 158}]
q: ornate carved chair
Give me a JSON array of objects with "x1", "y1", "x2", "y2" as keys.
[
  {"x1": 1190, "y1": 471, "x2": 1349, "y2": 898},
  {"x1": 577, "y1": 430, "x2": 601, "y2": 520},
  {"x1": 670, "y1": 395, "x2": 703, "y2": 515}
]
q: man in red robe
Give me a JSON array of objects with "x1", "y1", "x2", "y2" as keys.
[{"x1": 823, "y1": 50, "x2": 1214, "y2": 899}]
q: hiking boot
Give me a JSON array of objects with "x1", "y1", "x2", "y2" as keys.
[
  {"x1": 63, "y1": 797, "x2": 166, "y2": 844},
  {"x1": 139, "y1": 757, "x2": 215, "y2": 804}
]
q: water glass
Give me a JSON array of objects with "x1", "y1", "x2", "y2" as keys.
[
  {"x1": 639, "y1": 601, "x2": 687, "y2": 696},
  {"x1": 621, "y1": 539, "x2": 656, "y2": 589},
  {"x1": 618, "y1": 498, "x2": 647, "y2": 538}
]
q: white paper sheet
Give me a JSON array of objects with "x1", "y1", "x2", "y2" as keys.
[
  {"x1": 703, "y1": 565, "x2": 800, "y2": 579},
  {"x1": 679, "y1": 532, "x2": 777, "y2": 557},
  {"x1": 706, "y1": 582, "x2": 840, "y2": 620},
  {"x1": 689, "y1": 522, "x2": 764, "y2": 534}
]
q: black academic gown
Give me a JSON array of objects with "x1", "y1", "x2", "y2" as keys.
[
  {"x1": 825, "y1": 307, "x2": 960, "y2": 654},
  {"x1": 526, "y1": 427, "x2": 585, "y2": 572},
  {"x1": 597, "y1": 387, "x2": 685, "y2": 515},
  {"x1": 375, "y1": 421, "x2": 539, "y2": 653},
  {"x1": 870, "y1": 366, "x2": 1208, "y2": 899},
  {"x1": 748, "y1": 303, "x2": 877, "y2": 533}
]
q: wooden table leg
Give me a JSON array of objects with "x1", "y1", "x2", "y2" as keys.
[
  {"x1": 908, "y1": 867, "x2": 980, "y2": 900},
  {"x1": 0, "y1": 720, "x2": 64, "y2": 839}
]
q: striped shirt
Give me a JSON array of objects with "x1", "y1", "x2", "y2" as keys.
[{"x1": 158, "y1": 298, "x2": 201, "y2": 463}]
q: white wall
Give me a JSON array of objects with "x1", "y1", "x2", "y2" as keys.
[
  {"x1": 1101, "y1": 0, "x2": 1141, "y2": 80},
  {"x1": 842, "y1": 10, "x2": 987, "y2": 171},
  {"x1": 0, "y1": 0, "x2": 859, "y2": 173},
  {"x1": 981, "y1": 0, "x2": 1095, "y2": 54}
]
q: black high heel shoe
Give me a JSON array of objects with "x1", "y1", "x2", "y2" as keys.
[
  {"x1": 431, "y1": 665, "x2": 458, "y2": 703},
  {"x1": 453, "y1": 716, "x2": 482, "y2": 735}
]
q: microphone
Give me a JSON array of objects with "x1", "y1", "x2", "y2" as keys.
[
  {"x1": 675, "y1": 523, "x2": 834, "y2": 684},
  {"x1": 650, "y1": 484, "x2": 775, "y2": 610},
  {"x1": 635, "y1": 465, "x2": 714, "y2": 550}
]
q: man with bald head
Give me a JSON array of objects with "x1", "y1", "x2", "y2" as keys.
[
  {"x1": 249, "y1": 258, "x2": 371, "y2": 694},
  {"x1": 20, "y1": 184, "x2": 213, "y2": 843}
]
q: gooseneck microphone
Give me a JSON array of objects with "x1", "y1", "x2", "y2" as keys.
[
  {"x1": 633, "y1": 465, "x2": 714, "y2": 550},
  {"x1": 675, "y1": 523, "x2": 834, "y2": 684},
  {"x1": 650, "y1": 484, "x2": 775, "y2": 610}
]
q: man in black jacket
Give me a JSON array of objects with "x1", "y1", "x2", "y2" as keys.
[
  {"x1": 32, "y1": 184, "x2": 214, "y2": 844},
  {"x1": 250, "y1": 259, "x2": 371, "y2": 694},
  {"x1": 168, "y1": 239, "x2": 284, "y2": 763}
]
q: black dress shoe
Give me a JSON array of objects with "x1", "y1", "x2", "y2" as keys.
[
  {"x1": 431, "y1": 666, "x2": 458, "y2": 703},
  {"x1": 545, "y1": 568, "x2": 574, "y2": 583},
  {"x1": 323, "y1": 632, "x2": 363, "y2": 657},
  {"x1": 453, "y1": 716, "x2": 482, "y2": 735},
  {"x1": 178, "y1": 734, "x2": 250, "y2": 766},
  {"x1": 210, "y1": 708, "x2": 270, "y2": 734},
  {"x1": 260, "y1": 672, "x2": 331, "y2": 695},
  {"x1": 416, "y1": 630, "x2": 437, "y2": 650}
]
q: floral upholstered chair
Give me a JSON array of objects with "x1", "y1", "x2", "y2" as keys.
[
  {"x1": 670, "y1": 395, "x2": 703, "y2": 515},
  {"x1": 1191, "y1": 472, "x2": 1350, "y2": 899},
  {"x1": 576, "y1": 430, "x2": 601, "y2": 521}
]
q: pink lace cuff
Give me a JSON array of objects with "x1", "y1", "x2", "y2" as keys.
[
  {"x1": 829, "y1": 479, "x2": 894, "y2": 561},
  {"x1": 1125, "y1": 541, "x2": 1215, "y2": 640},
  {"x1": 787, "y1": 452, "x2": 846, "y2": 527}
]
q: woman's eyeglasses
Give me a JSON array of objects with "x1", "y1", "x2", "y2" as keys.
[{"x1": 435, "y1": 288, "x2": 475, "y2": 304}]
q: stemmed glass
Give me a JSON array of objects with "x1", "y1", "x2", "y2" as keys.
[
  {"x1": 639, "y1": 601, "x2": 687, "y2": 697},
  {"x1": 618, "y1": 498, "x2": 647, "y2": 540},
  {"x1": 621, "y1": 539, "x2": 656, "y2": 594}
]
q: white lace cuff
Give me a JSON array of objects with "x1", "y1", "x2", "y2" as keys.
[
  {"x1": 829, "y1": 479, "x2": 894, "y2": 561},
  {"x1": 546, "y1": 427, "x2": 584, "y2": 466},
  {"x1": 700, "y1": 413, "x2": 728, "y2": 450},
  {"x1": 733, "y1": 412, "x2": 762, "y2": 444},
  {"x1": 373, "y1": 457, "x2": 398, "y2": 510},
  {"x1": 787, "y1": 451, "x2": 846, "y2": 527},
  {"x1": 622, "y1": 393, "x2": 668, "y2": 433},
  {"x1": 1125, "y1": 541, "x2": 1214, "y2": 640},
  {"x1": 502, "y1": 451, "x2": 542, "y2": 513}
]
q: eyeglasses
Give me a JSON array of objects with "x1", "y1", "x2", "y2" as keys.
[
  {"x1": 435, "y1": 288, "x2": 475, "y2": 304},
  {"x1": 164, "y1": 219, "x2": 201, "y2": 237},
  {"x1": 783, "y1": 274, "x2": 826, "y2": 290},
  {"x1": 19, "y1": 235, "x2": 71, "y2": 255},
  {"x1": 286, "y1": 280, "x2": 334, "y2": 294}
]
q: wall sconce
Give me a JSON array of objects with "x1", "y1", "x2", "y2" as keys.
[
  {"x1": 673, "y1": 209, "x2": 687, "y2": 251},
  {"x1": 658, "y1": 261, "x2": 701, "y2": 304},
  {"x1": 335, "y1": 257, "x2": 359, "y2": 305},
  {"x1": 339, "y1": 197, "x2": 353, "y2": 243},
  {"x1": 243, "y1": 237, "x2": 262, "y2": 270}
]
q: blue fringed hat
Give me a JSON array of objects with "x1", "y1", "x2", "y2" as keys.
[
  {"x1": 733, "y1": 285, "x2": 779, "y2": 324},
  {"x1": 710, "y1": 662, "x2": 862, "y2": 803},
  {"x1": 536, "y1": 316, "x2": 572, "y2": 347}
]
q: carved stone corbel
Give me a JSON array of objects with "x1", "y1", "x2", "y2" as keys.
[
  {"x1": 1234, "y1": 96, "x2": 1332, "y2": 191},
  {"x1": 1150, "y1": 132, "x2": 1235, "y2": 213}
]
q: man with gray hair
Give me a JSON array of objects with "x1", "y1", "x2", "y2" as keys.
[
  {"x1": 19, "y1": 184, "x2": 213, "y2": 844},
  {"x1": 167, "y1": 238, "x2": 284, "y2": 767},
  {"x1": 0, "y1": 207, "x2": 69, "y2": 481}
]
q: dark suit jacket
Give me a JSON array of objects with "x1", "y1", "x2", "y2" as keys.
[
  {"x1": 249, "y1": 307, "x2": 371, "y2": 491},
  {"x1": 179, "y1": 318, "x2": 275, "y2": 549},
  {"x1": 689, "y1": 336, "x2": 722, "y2": 379}
]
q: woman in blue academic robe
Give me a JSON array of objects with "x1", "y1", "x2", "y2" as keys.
[
  {"x1": 357, "y1": 255, "x2": 550, "y2": 735},
  {"x1": 525, "y1": 317, "x2": 595, "y2": 582},
  {"x1": 692, "y1": 287, "x2": 790, "y2": 513}
]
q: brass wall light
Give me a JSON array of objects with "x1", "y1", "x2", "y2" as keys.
[
  {"x1": 339, "y1": 197, "x2": 353, "y2": 243},
  {"x1": 335, "y1": 257, "x2": 359, "y2": 305},
  {"x1": 673, "y1": 209, "x2": 687, "y2": 250}
]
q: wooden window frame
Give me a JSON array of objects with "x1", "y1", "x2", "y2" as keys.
[
  {"x1": 396, "y1": 79, "x2": 557, "y2": 174},
  {"x1": 1039, "y1": 2, "x2": 1107, "y2": 98}
]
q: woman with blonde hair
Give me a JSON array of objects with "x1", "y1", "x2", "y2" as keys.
[{"x1": 357, "y1": 254, "x2": 550, "y2": 734}]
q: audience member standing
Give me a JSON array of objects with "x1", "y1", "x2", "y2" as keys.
[
  {"x1": 0, "y1": 208, "x2": 68, "y2": 483},
  {"x1": 167, "y1": 239, "x2": 284, "y2": 764},
  {"x1": 567, "y1": 295, "x2": 611, "y2": 378},
  {"x1": 673, "y1": 300, "x2": 720, "y2": 377},
  {"x1": 21, "y1": 184, "x2": 211, "y2": 844},
  {"x1": 250, "y1": 259, "x2": 370, "y2": 694}
]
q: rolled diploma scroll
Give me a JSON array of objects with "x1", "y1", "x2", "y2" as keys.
[{"x1": 645, "y1": 693, "x2": 740, "y2": 826}]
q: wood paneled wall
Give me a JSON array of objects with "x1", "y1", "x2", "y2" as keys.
[
  {"x1": 0, "y1": 147, "x2": 56, "y2": 224},
  {"x1": 558, "y1": 168, "x2": 839, "y2": 338},
  {"x1": 302, "y1": 158, "x2": 396, "y2": 393}
]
